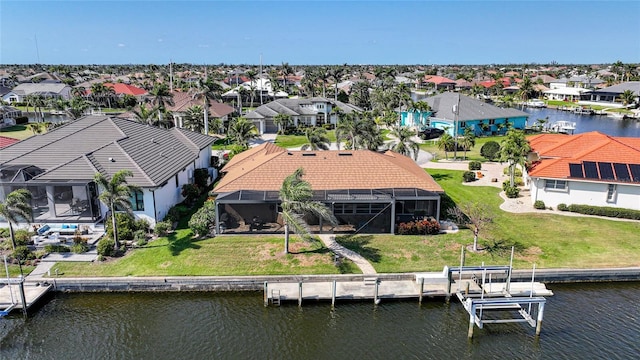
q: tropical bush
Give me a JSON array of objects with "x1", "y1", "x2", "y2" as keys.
[
  {"x1": 468, "y1": 161, "x2": 482, "y2": 171},
  {"x1": 463, "y1": 171, "x2": 476, "y2": 182},
  {"x1": 480, "y1": 141, "x2": 500, "y2": 160},
  {"x1": 13, "y1": 229, "x2": 31, "y2": 246},
  {"x1": 194, "y1": 168, "x2": 209, "y2": 188},
  {"x1": 13, "y1": 245, "x2": 34, "y2": 262},
  {"x1": 557, "y1": 203, "x2": 569, "y2": 211},
  {"x1": 188, "y1": 200, "x2": 216, "y2": 237},
  {"x1": 565, "y1": 204, "x2": 640, "y2": 220},
  {"x1": 106, "y1": 213, "x2": 136, "y2": 240},
  {"x1": 534, "y1": 200, "x2": 546, "y2": 210},
  {"x1": 503, "y1": 167, "x2": 523, "y2": 177},
  {"x1": 165, "y1": 205, "x2": 190, "y2": 223},
  {"x1": 181, "y1": 184, "x2": 201, "y2": 205},
  {"x1": 397, "y1": 218, "x2": 441, "y2": 235},
  {"x1": 504, "y1": 186, "x2": 520, "y2": 198},
  {"x1": 44, "y1": 244, "x2": 70, "y2": 253},
  {"x1": 97, "y1": 237, "x2": 116, "y2": 257},
  {"x1": 154, "y1": 221, "x2": 172, "y2": 236},
  {"x1": 134, "y1": 218, "x2": 151, "y2": 233},
  {"x1": 71, "y1": 243, "x2": 89, "y2": 254},
  {"x1": 133, "y1": 229, "x2": 147, "y2": 243}
]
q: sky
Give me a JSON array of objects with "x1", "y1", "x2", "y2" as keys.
[{"x1": 1, "y1": 0, "x2": 639, "y2": 65}]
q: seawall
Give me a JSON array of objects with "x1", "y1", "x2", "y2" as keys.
[{"x1": 37, "y1": 268, "x2": 640, "y2": 293}]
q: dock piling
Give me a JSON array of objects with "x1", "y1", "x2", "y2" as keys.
[
  {"x1": 468, "y1": 303, "x2": 476, "y2": 338},
  {"x1": 374, "y1": 280, "x2": 380, "y2": 305},
  {"x1": 263, "y1": 281, "x2": 268, "y2": 307},
  {"x1": 536, "y1": 302, "x2": 545, "y2": 336},
  {"x1": 298, "y1": 282, "x2": 302, "y2": 307},
  {"x1": 419, "y1": 278, "x2": 424, "y2": 304},
  {"x1": 331, "y1": 280, "x2": 336, "y2": 307}
]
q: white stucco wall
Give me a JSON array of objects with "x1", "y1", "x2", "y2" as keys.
[{"x1": 530, "y1": 177, "x2": 640, "y2": 210}]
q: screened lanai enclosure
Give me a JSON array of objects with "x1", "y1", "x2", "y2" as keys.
[
  {"x1": 214, "y1": 188, "x2": 441, "y2": 235},
  {"x1": 0, "y1": 165, "x2": 101, "y2": 223}
]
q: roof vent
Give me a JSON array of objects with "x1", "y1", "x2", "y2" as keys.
[
  {"x1": 302, "y1": 153, "x2": 316, "y2": 156},
  {"x1": 338, "y1": 153, "x2": 352, "y2": 156},
  {"x1": 151, "y1": 138, "x2": 156, "y2": 144}
]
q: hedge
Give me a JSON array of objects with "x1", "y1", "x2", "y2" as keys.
[{"x1": 564, "y1": 204, "x2": 640, "y2": 220}]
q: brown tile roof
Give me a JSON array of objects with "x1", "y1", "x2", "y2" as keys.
[
  {"x1": 213, "y1": 143, "x2": 444, "y2": 194},
  {"x1": 168, "y1": 91, "x2": 234, "y2": 117},
  {"x1": 528, "y1": 132, "x2": 640, "y2": 183}
]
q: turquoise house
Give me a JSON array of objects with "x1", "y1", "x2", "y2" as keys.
[
  {"x1": 422, "y1": 93, "x2": 529, "y2": 136},
  {"x1": 400, "y1": 110, "x2": 432, "y2": 127}
]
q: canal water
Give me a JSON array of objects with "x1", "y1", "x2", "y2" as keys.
[
  {"x1": 1, "y1": 282, "x2": 638, "y2": 359},
  {"x1": 523, "y1": 108, "x2": 640, "y2": 138}
]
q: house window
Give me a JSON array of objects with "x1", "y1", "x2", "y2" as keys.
[
  {"x1": 545, "y1": 179, "x2": 567, "y2": 190},
  {"x1": 489, "y1": 119, "x2": 495, "y2": 125},
  {"x1": 175, "y1": 174, "x2": 179, "y2": 188},
  {"x1": 606, "y1": 184, "x2": 617, "y2": 202},
  {"x1": 460, "y1": 122, "x2": 466, "y2": 128},
  {"x1": 130, "y1": 190, "x2": 144, "y2": 211}
]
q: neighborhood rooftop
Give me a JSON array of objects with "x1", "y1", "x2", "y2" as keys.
[{"x1": 426, "y1": 92, "x2": 529, "y2": 122}]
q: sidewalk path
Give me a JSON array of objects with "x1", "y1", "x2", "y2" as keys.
[{"x1": 317, "y1": 234, "x2": 377, "y2": 274}]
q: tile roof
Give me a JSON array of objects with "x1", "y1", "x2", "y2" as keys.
[
  {"x1": 0, "y1": 115, "x2": 215, "y2": 187},
  {"x1": 425, "y1": 92, "x2": 528, "y2": 122},
  {"x1": 0, "y1": 136, "x2": 19, "y2": 148},
  {"x1": 103, "y1": 83, "x2": 147, "y2": 96},
  {"x1": 168, "y1": 91, "x2": 235, "y2": 117},
  {"x1": 245, "y1": 98, "x2": 362, "y2": 120},
  {"x1": 213, "y1": 143, "x2": 444, "y2": 194},
  {"x1": 528, "y1": 132, "x2": 640, "y2": 184},
  {"x1": 424, "y1": 76, "x2": 456, "y2": 85}
]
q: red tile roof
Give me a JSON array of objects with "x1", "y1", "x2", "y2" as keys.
[
  {"x1": 0, "y1": 135, "x2": 20, "y2": 148},
  {"x1": 214, "y1": 143, "x2": 444, "y2": 194},
  {"x1": 424, "y1": 75, "x2": 456, "y2": 85},
  {"x1": 528, "y1": 132, "x2": 640, "y2": 183},
  {"x1": 104, "y1": 83, "x2": 147, "y2": 96}
]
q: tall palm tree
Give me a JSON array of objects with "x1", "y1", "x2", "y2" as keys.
[
  {"x1": 0, "y1": 189, "x2": 32, "y2": 275},
  {"x1": 280, "y1": 62, "x2": 292, "y2": 91},
  {"x1": 620, "y1": 90, "x2": 636, "y2": 107},
  {"x1": 148, "y1": 84, "x2": 174, "y2": 126},
  {"x1": 273, "y1": 113, "x2": 292, "y2": 135},
  {"x1": 499, "y1": 130, "x2": 531, "y2": 187},
  {"x1": 183, "y1": 105, "x2": 205, "y2": 133},
  {"x1": 301, "y1": 127, "x2": 331, "y2": 151},
  {"x1": 227, "y1": 117, "x2": 259, "y2": 149},
  {"x1": 436, "y1": 132, "x2": 454, "y2": 160},
  {"x1": 460, "y1": 127, "x2": 476, "y2": 160},
  {"x1": 192, "y1": 79, "x2": 217, "y2": 134},
  {"x1": 330, "y1": 65, "x2": 346, "y2": 101},
  {"x1": 518, "y1": 76, "x2": 534, "y2": 109},
  {"x1": 132, "y1": 104, "x2": 160, "y2": 126},
  {"x1": 66, "y1": 96, "x2": 90, "y2": 120},
  {"x1": 278, "y1": 168, "x2": 337, "y2": 254},
  {"x1": 389, "y1": 126, "x2": 420, "y2": 160},
  {"x1": 94, "y1": 170, "x2": 138, "y2": 252}
]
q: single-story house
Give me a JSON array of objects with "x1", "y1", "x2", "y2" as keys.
[
  {"x1": 400, "y1": 110, "x2": 432, "y2": 127},
  {"x1": 0, "y1": 105, "x2": 22, "y2": 127},
  {"x1": 0, "y1": 115, "x2": 217, "y2": 227},
  {"x1": 212, "y1": 142, "x2": 444, "y2": 234},
  {"x1": 579, "y1": 81, "x2": 640, "y2": 108},
  {"x1": 526, "y1": 132, "x2": 640, "y2": 210},
  {"x1": 245, "y1": 98, "x2": 362, "y2": 134},
  {"x1": 549, "y1": 76, "x2": 603, "y2": 90},
  {"x1": 168, "y1": 91, "x2": 235, "y2": 131},
  {"x1": 423, "y1": 92, "x2": 528, "y2": 136},
  {"x1": 2, "y1": 83, "x2": 72, "y2": 103},
  {"x1": 421, "y1": 76, "x2": 456, "y2": 90}
]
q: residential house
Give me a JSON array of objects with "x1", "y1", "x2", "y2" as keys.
[
  {"x1": 245, "y1": 98, "x2": 362, "y2": 134},
  {"x1": 422, "y1": 76, "x2": 456, "y2": 90},
  {"x1": 423, "y1": 92, "x2": 529, "y2": 136},
  {"x1": 580, "y1": 81, "x2": 640, "y2": 108},
  {"x1": 167, "y1": 91, "x2": 235, "y2": 131},
  {"x1": 0, "y1": 115, "x2": 216, "y2": 227},
  {"x1": 0, "y1": 105, "x2": 22, "y2": 127},
  {"x1": 212, "y1": 142, "x2": 444, "y2": 234},
  {"x1": 549, "y1": 76, "x2": 603, "y2": 90},
  {"x1": 526, "y1": 132, "x2": 640, "y2": 210},
  {"x1": 2, "y1": 83, "x2": 72, "y2": 103},
  {"x1": 543, "y1": 87, "x2": 590, "y2": 102}
]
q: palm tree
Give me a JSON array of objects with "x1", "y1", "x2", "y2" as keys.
[
  {"x1": 183, "y1": 105, "x2": 205, "y2": 133},
  {"x1": 132, "y1": 104, "x2": 160, "y2": 126},
  {"x1": 436, "y1": 132, "x2": 454, "y2": 160},
  {"x1": 26, "y1": 122, "x2": 45, "y2": 135},
  {"x1": 148, "y1": 84, "x2": 174, "y2": 126},
  {"x1": 620, "y1": 90, "x2": 636, "y2": 107},
  {"x1": 227, "y1": 117, "x2": 259, "y2": 149},
  {"x1": 330, "y1": 65, "x2": 346, "y2": 101},
  {"x1": 499, "y1": 130, "x2": 531, "y2": 187},
  {"x1": 94, "y1": 170, "x2": 138, "y2": 252},
  {"x1": 66, "y1": 96, "x2": 90, "y2": 120},
  {"x1": 192, "y1": 79, "x2": 217, "y2": 134},
  {"x1": 389, "y1": 126, "x2": 420, "y2": 160},
  {"x1": 280, "y1": 62, "x2": 292, "y2": 91},
  {"x1": 278, "y1": 168, "x2": 337, "y2": 254},
  {"x1": 518, "y1": 76, "x2": 534, "y2": 108},
  {"x1": 301, "y1": 127, "x2": 331, "y2": 151},
  {"x1": 0, "y1": 189, "x2": 32, "y2": 275},
  {"x1": 460, "y1": 127, "x2": 476, "y2": 160},
  {"x1": 273, "y1": 113, "x2": 292, "y2": 135}
]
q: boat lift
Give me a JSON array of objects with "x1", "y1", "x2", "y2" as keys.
[
  {"x1": 1, "y1": 255, "x2": 27, "y2": 318},
  {"x1": 448, "y1": 246, "x2": 550, "y2": 338}
]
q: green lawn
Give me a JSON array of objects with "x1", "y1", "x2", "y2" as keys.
[
  {"x1": 53, "y1": 231, "x2": 358, "y2": 277},
  {"x1": 337, "y1": 169, "x2": 640, "y2": 272},
  {"x1": 419, "y1": 135, "x2": 504, "y2": 162},
  {"x1": 0, "y1": 125, "x2": 37, "y2": 140},
  {"x1": 275, "y1": 130, "x2": 337, "y2": 148}
]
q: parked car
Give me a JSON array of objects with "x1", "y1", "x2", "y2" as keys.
[{"x1": 420, "y1": 127, "x2": 444, "y2": 140}]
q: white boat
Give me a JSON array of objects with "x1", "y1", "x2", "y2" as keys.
[
  {"x1": 526, "y1": 99, "x2": 546, "y2": 108},
  {"x1": 607, "y1": 113, "x2": 625, "y2": 119},
  {"x1": 549, "y1": 121, "x2": 576, "y2": 134}
]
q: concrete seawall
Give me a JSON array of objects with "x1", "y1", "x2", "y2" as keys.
[{"x1": 39, "y1": 268, "x2": 640, "y2": 293}]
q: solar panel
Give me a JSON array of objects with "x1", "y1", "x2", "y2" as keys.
[
  {"x1": 597, "y1": 162, "x2": 615, "y2": 180},
  {"x1": 629, "y1": 164, "x2": 640, "y2": 182},
  {"x1": 613, "y1": 163, "x2": 631, "y2": 181},
  {"x1": 583, "y1": 161, "x2": 599, "y2": 179},
  {"x1": 569, "y1": 163, "x2": 584, "y2": 178}
]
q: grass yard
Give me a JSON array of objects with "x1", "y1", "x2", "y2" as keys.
[
  {"x1": 53, "y1": 230, "x2": 358, "y2": 277},
  {"x1": 337, "y1": 169, "x2": 640, "y2": 272},
  {"x1": 419, "y1": 135, "x2": 504, "y2": 162},
  {"x1": 275, "y1": 130, "x2": 337, "y2": 148},
  {"x1": 0, "y1": 125, "x2": 37, "y2": 140}
]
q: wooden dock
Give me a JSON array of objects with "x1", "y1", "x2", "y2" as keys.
[{"x1": 0, "y1": 282, "x2": 52, "y2": 316}]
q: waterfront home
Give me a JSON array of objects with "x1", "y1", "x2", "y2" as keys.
[
  {"x1": 244, "y1": 98, "x2": 362, "y2": 134},
  {"x1": 422, "y1": 92, "x2": 528, "y2": 136},
  {"x1": 0, "y1": 115, "x2": 216, "y2": 227},
  {"x1": 549, "y1": 76, "x2": 603, "y2": 90},
  {"x1": 2, "y1": 83, "x2": 72, "y2": 103},
  {"x1": 580, "y1": 81, "x2": 640, "y2": 108},
  {"x1": 526, "y1": 132, "x2": 640, "y2": 211},
  {"x1": 212, "y1": 142, "x2": 444, "y2": 234},
  {"x1": 421, "y1": 76, "x2": 456, "y2": 91},
  {"x1": 543, "y1": 87, "x2": 590, "y2": 102},
  {"x1": 167, "y1": 91, "x2": 235, "y2": 130},
  {"x1": 0, "y1": 105, "x2": 22, "y2": 127}
]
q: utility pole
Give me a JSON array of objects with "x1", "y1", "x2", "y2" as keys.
[{"x1": 453, "y1": 93, "x2": 460, "y2": 161}]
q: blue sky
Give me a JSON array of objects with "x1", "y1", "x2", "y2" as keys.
[{"x1": 1, "y1": 1, "x2": 639, "y2": 65}]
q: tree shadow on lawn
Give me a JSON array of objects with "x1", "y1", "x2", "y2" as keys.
[
  {"x1": 289, "y1": 237, "x2": 331, "y2": 255},
  {"x1": 429, "y1": 173, "x2": 453, "y2": 181},
  {"x1": 167, "y1": 231, "x2": 201, "y2": 256},
  {"x1": 335, "y1": 235, "x2": 381, "y2": 263}
]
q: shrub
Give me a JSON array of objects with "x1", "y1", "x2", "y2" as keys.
[
  {"x1": 72, "y1": 231, "x2": 88, "y2": 245},
  {"x1": 12, "y1": 245, "x2": 34, "y2": 262},
  {"x1": 534, "y1": 200, "x2": 546, "y2": 209},
  {"x1": 106, "y1": 213, "x2": 136, "y2": 240},
  {"x1": 44, "y1": 244, "x2": 70, "y2": 253},
  {"x1": 133, "y1": 229, "x2": 147, "y2": 243},
  {"x1": 468, "y1": 161, "x2": 482, "y2": 171},
  {"x1": 97, "y1": 237, "x2": 116, "y2": 257},
  {"x1": 188, "y1": 200, "x2": 216, "y2": 237},
  {"x1": 13, "y1": 229, "x2": 31, "y2": 246},
  {"x1": 136, "y1": 237, "x2": 148, "y2": 247},
  {"x1": 134, "y1": 218, "x2": 151, "y2": 233},
  {"x1": 154, "y1": 221, "x2": 172, "y2": 237},
  {"x1": 565, "y1": 204, "x2": 640, "y2": 220},
  {"x1": 480, "y1": 141, "x2": 500, "y2": 160},
  {"x1": 463, "y1": 171, "x2": 476, "y2": 182},
  {"x1": 504, "y1": 186, "x2": 520, "y2": 198},
  {"x1": 181, "y1": 183, "x2": 201, "y2": 205},
  {"x1": 194, "y1": 168, "x2": 209, "y2": 188},
  {"x1": 503, "y1": 167, "x2": 523, "y2": 177},
  {"x1": 397, "y1": 218, "x2": 441, "y2": 235},
  {"x1": 557, "y1": 203, "x2": 569, "y2": 211},
  {"x1": 71, "y1": 243, "x2": 89, "y2": 254},
  {"x1": 165, "y1": 205, "x2": 189, "y2": 223}
]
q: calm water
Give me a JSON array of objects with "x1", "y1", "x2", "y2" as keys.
[
  {"x1": 523, "y1": 108, "x2": 640, "y2": 138},
  {"x1": 1, "y1": 282, "x2": 638, "y2": 359}
]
